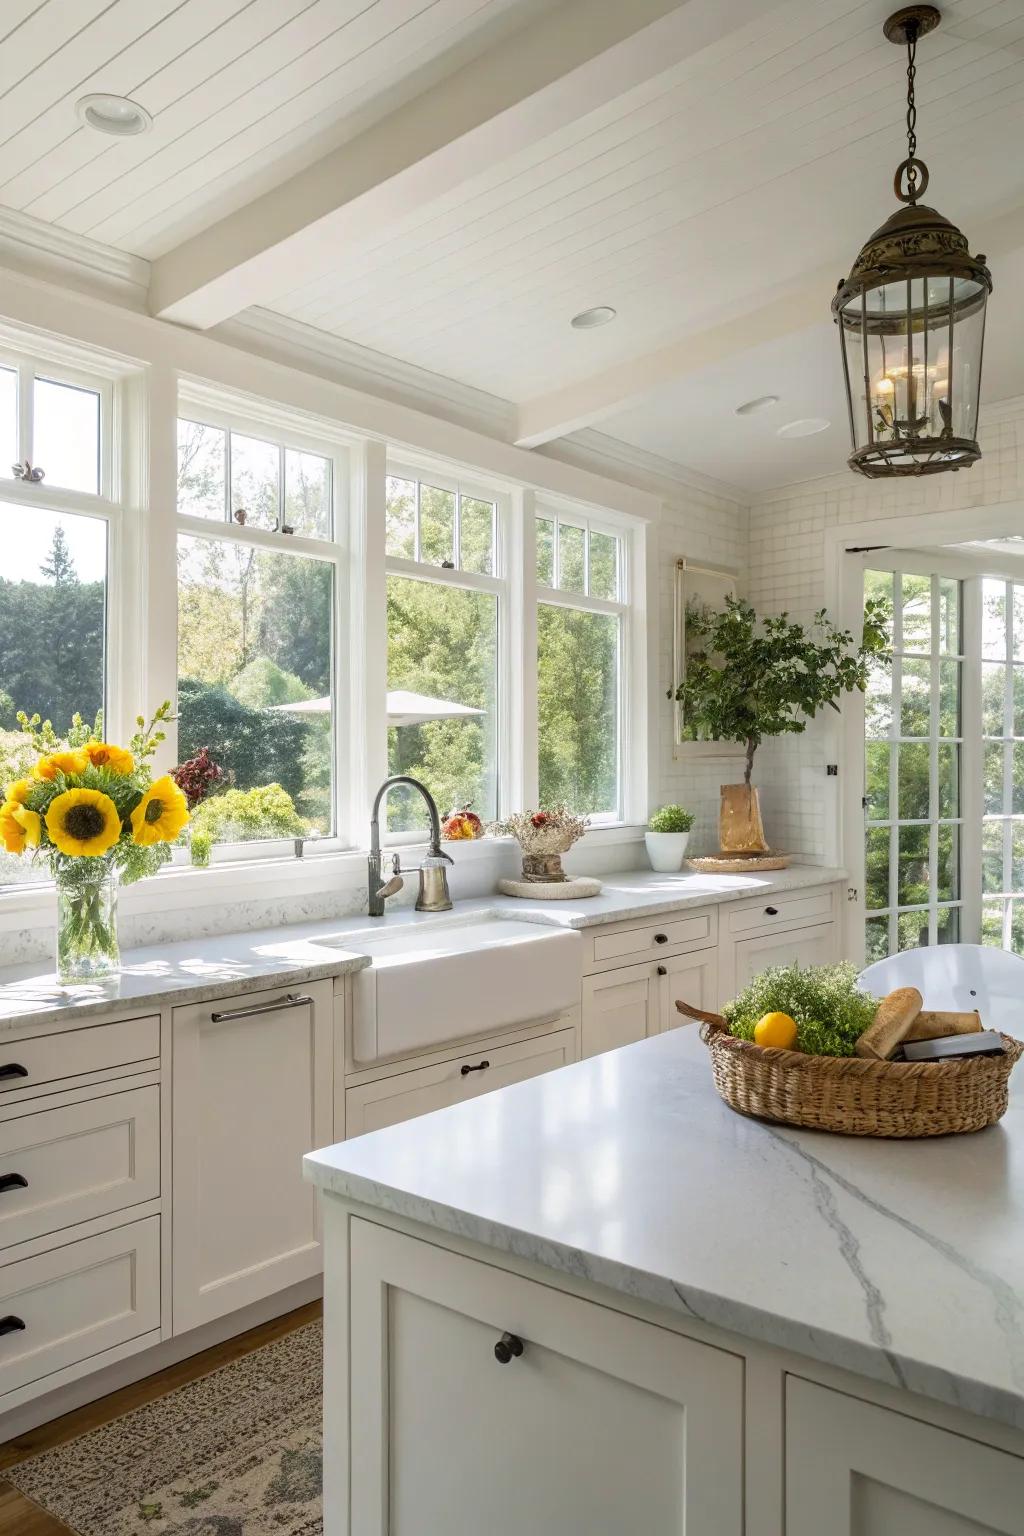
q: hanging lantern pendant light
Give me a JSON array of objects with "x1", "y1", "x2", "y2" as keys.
[{"x1": 833, "y1": 6, "x2": 992, "y2": 478}]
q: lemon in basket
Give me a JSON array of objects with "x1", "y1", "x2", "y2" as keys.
[{"x1": 753, "y1": 1012, "x2": 798, "y2": 1049}]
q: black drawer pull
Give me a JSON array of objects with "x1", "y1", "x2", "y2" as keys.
[
  {"x1": 654, "y1": 933, "x2": 668, "y2": 944},
  {"x1": 656, "y1": 965, "x2": 667, "y2": 977},
  {"x1": 0, "y1": 1174, "x2": 27, "y2": 1194},
  {"x1": 764, "y1": 906, "x2": 779, "y2": 916},
  {"x1": 494, "y1": 1331, "x2": 524, "y2": 1365},
  {"x1": 0, "y1": 1064, "x2": 28, "y2": 1082},
  {"x1": 460, "y1": 1059, "x2": 490, "y2": 1076},
  {"x1": 0, "y1": 1316, "x2": 25, "y2": 1337}
]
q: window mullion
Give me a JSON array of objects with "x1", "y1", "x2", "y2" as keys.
[
  {"x1": 960, "y1": 577, "x2": 983, "y2": 943},
  {"x1": 17, "y1": 359, "x2": 32, "y2": 466},
  {"x1": 510, "y1": 487, "x2": 538, "y2": 812}
]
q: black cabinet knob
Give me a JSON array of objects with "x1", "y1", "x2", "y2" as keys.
[
  {"x1": 0, "y1": 1064, "x2": 28, "y2": 1082},
  {"x1": 0, "y1": 1316, "x2": 25, "y2": 1337},
  {"x1": 764, "y1": 906, "x2": 779, "y2": 916},
  {"x1": 656, "y1": 965, "x2": 667, "y2": 977},
  {"x1": 494, "y1": 1331, "x2": 524, "y2": 1365},
  {"x1": 654, "y1": 933, "x2": 668, "y2": 944},
  {"x1": 0, "y1": 1174, "x2": 27, "y2": 1195},
  {"x1": 460, "y1": 1059, "x2": 490, "y2": 1077}
]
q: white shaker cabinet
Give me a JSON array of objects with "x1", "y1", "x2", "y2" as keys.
[
  {"x1": 786, "y1": 1378, "x2": 1024, "y2": 1535},
  {"x1": 341, "y1": 1219, "x2": 744, "y2": 1536},
  {"x1": 171, "y1": 980, "x2": 333, "y2": 1332},
  {"x1": 581, "y1": 947, "x2": 717, "y2": 1058}
]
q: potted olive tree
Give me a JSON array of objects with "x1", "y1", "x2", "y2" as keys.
[
  {"x1": 645, "y1": 805, "x2": 695, "y2": 872},
  {"x1": 674, "y1": 597, "x2": 887, "y2": 854}
]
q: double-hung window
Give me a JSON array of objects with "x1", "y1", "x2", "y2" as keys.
[
  {"x1": 384, "y1": 465, "x2": 503, "y2": 833},
  {"x1": 535, "y1": 507, "x2": 625, "y2": 820},
  {"x1": 175, "y1": 398, "x2": 345, "y2": 856},
  {"x1": 0, "y1": 345, "x2": 117, "y2": 888}
]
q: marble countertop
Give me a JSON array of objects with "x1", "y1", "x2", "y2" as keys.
[
  {"x1": 305, "y1": 1026, "x2": 1024, "y2": 1433},
  {"x1": 0, "y1": 864, "x2": 845, "y2": 1032}
]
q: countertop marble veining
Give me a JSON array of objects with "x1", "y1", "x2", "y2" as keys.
[
  {"x1": 305, "y1": 1025, "x2": 1024, "y2": 1432},
  {"x1": 0, "y1": 864, "x2": 845, "y2": 1032}
]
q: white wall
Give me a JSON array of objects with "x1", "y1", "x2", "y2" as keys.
[{"x1": 746, "y1": 400, "x2": 1024, "y2": 862}]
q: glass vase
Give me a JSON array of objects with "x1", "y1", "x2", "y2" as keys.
[{"x1": 56, "y1": 864, "x2": 120, "y2": 984}]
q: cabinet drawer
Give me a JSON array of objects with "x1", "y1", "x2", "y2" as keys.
[
  {"x1": 346, "y1": 1027, "x2": 576, "y2": 1137},
  {"x1": 0, "y1": 1087, "x2": 160, "y2": 1250},
  {"x1": 0, "y1": 1216, "x2": 160, "y2": 1398},
  {"x1": 0, "y1": 1016, "x2": 160, "y2": 1098},
  {"x1": 589, "y1": 909, "x2": 716, "y2": 967},
  {"x1": 726, "y1": 887, "x2": 834, "y2": 937}
]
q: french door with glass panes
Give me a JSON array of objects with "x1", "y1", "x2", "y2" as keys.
[
  {"x1": 980, "y1": 576, "x2": 1024, "y2": 950},
  {"x1": 862, "y1": 565, "x2": 966, "y2": 963}
]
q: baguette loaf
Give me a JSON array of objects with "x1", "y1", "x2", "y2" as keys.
[
  {"x1": 855, "y1": 986, "x2": 923, "y2": 1060},
  {"x1": 904, "y1": 1009, "x2": 982, "y2": 1041}
]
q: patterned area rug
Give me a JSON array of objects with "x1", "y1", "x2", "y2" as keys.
[{"x1": 8, "y1": 1321, "x2": 323, "y2": 1535}]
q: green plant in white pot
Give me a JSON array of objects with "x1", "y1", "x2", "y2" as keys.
[{"x1": 645, "y1": 805, "x2": 695, "y2": 872}]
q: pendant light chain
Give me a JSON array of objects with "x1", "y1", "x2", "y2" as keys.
[{"x1": 905, "y1": 24, "x2": 919, "y2": 199}]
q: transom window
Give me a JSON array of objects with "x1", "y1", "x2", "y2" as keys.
[
  {"x1": 536, "y1": 509, "x2": 625, "y2": 819},
  {"x1": 177, "y1": 419, "x2": 332, "y2": 539}
]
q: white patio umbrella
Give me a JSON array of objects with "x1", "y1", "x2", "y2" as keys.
[{"x1": 268, "y1": 691, "x2": 483, "y2": 727}]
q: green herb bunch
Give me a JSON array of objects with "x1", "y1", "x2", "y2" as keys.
[
  {"x1": 648, "y1": 804, "x2": 695, "y2": 833},
  {"x1": 723, "y1": 962, "x2": 878, "y2": 1057}
]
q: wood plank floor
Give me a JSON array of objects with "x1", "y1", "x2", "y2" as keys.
[{"x1": 0, "y1": 1299, "x2": 321, "y2": 1535}]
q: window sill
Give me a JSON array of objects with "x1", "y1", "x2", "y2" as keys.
[{"x1": 0, "y1": 825, "x2": 646, "y2": 931}]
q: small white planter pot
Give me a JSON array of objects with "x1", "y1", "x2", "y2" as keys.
[{"x1": 644, "y1": 831, "x2": 691, "y2": 872}]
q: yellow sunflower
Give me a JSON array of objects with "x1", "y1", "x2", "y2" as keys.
[
  {"x1": 35, "y1": 750, "x2": 88, "y2": 781},
  {"x1": 45, "y1": 789, "x2": 121, "y2": 857},
  {"x1": 83, "y1": 741, "x2": 135, "y2": 774},
  {"x1": 130, "y1": 775, "x2": 189, "y2": 846},
  {"x1": 0, "y1": 800, "x2": 40, "y2": 854},
  {"x1": 5, "y1": 778, "x2": 33, "y2": 805}
]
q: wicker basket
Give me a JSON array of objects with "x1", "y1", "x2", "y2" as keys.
[{"x1": 676, "y1": 1002, "x2": 1023, "y2": 1138}]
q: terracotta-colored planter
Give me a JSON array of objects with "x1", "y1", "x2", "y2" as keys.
[{"x1": 719, "y1": 784, "x2": 769, "y2": 854}]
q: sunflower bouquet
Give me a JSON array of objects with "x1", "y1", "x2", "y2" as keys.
[{"x1": 0, "y1": 703, "x2": 189, "y2": 982}]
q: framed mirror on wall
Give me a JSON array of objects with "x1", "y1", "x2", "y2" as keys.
[{"x1": 672, "y1": 557, "x2": 739, "y2": 758}]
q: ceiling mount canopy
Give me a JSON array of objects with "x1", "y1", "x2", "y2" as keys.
[{"x1": 832, "y1": 6, "x2": 992, "y2": 479}]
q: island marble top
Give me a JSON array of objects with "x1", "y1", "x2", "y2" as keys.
[
  {"x1": 0, "y1": 864, "x2": 844, "y2": 1032},
  {"x1": 305, "y1": 1025, "x2": 1024, "y2": 1433}
]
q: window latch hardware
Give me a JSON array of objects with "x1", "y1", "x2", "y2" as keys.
[{"x1": 11, "y1": 460, "x2": 44, "y2": 483}]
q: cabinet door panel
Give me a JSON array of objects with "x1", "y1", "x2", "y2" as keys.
[
  {"x1": 655, "y1": 949, "x2": 718, "y2": 1035},
  {"x1": 172, "y1": 982, "x2": 332, "y2": 1332},
  {"x1": 786, "y1": 1377, "x2": 1024, "y2": 1536},
  {"x1": 581, "y1": 966, "x2": 653, "y2": 1058},
  {"x1": 733, "y1": 922, "x2": 837, "y2": 992},
  {"x1": 348, "y1": 1220, "x2": 743, "y2": 1536}
]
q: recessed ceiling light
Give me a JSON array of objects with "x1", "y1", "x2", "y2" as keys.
[
  {"x1": 570, "y1": 306, "x2": 617, "y2": 330},
  {"x1": 776, "y1": 417, "x2": 831, "y2": 439},
  {"x1": 735, "y1": 394, "x2": 780, "y2": 416},
  {"x1": 76, "y1": 93, "x2": 152, "y2": 137}
]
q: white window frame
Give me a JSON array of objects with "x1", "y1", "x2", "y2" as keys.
[
  {"x1": 978, "y1": 572, "x2": 1024, "y2": 950},
  {"x1": 174, "y1": 381, "x2": 354, "y2": 862},
  {"x1": 382, "y1": 457, "x2": 510, "y2": 844},
  {"x1": 535, "y1": 501, "x2": 635, "y2": 825}
]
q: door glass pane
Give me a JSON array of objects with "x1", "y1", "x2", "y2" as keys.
[
  {"x1": 897, "y1": 824, "x2": 930, "y2": 907},
  {"x1": 864, "y1": 660, "x2": 892, "y2": 737},
  {"x1": 536, "y1": 517, "x2": 555, "y2": 586},
  {"x1": 230, "y1": 433, "x2": 279, "y2": 530},
  {"x1": 284, "y1": 449, "x2": 331, "y2": 539},
  {"x1": 937, "y1": 577, "x2": 959, "y2": 654},
  {"x1": 937, "y1": 743, "x2": 958, "y2": 819},
  {"x1": 558, "y1": 523, "x2": 586, "y2": 593},
  {"x1": 900, "y1": 658, "x2": 930, "y2": 736},
  {"x1": 538, "y1": 603, "x2": 619, "y2": 814},
  {"x1": 0, "y1": 368, "x2": 16, "y2": 480},
  {"x1": 177, "y1": 534, "x2": 334, "y2": 846},
  {"x1": 982, "y1": 579, "x2": 1007, "y2": 659},
  {"x1": 33, "y1": 378, "x2": 100, "y2": 494},
  {"x1": 982, "y1": 898, "x2": 1005, "y2": 947},
  {"x1": 177, "y1": 420, "x2": 225, "y2": 519},
  {"x1": 900, "y1": 573, "x2": 931, "y2": 652},
  {"x1": 386, "y1": 575, "x2": 497, "y2": 830},
  {"x1": 982, "y1": 663, "x2": 1005, "y2": 737},
  {"x1": 938, "y1": 659, "x2": 960, "y2": 736},
  {"x1": 864, "y1": 742, "x2": 890, "y2": 821},
  {"x1": 864, "y1": 827, "x2": 889, "y2": 912},
  {"x1": 0, "y1": 505, "x2": 107, "y2": 886},
  {"x1": 984, "y1": 741, "x2": 1004, "y2": 816},
  {"x1": 936, "y1": 906, "x2": 960, "y2": 944},
  {"x1": 386, "y1": 476, "x2": 416, "y2": 559},
  {"x1": 459, "y1": 496, "x2": 494, "y2": 575},
  {"x1": 982, "y1": 820, "x2": 1003, "y2": 893},
  {"x1": 897, "y1": 742, "x2": 929, "y2": 820},
  {"x1": 419, "y1": 485, "x2": 455, "y2": 566},
  {"x1": 897, "y1": 910, "x2": 929, "y2": 951},
  {"x1": 864, "y1": 917, "x2": 889, "y2": 963},
  {"x1": 936, "y1": 824, "x2": 959, "y2": 902}
]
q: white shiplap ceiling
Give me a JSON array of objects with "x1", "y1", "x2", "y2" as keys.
[
  {"x1": 3, "y1": 0, "x2": 1024, "y2": 488},
  {"x1": 0, "y1": 0, "x2": 551, "y2": 258}
]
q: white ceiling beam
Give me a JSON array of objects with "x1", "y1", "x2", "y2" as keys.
[
  {"x1": 516, "y1": 202, "x2": 1024, "y2": 447},
  {"x1": 149, "y1": 0, "x2": 775, "y2": 329}
]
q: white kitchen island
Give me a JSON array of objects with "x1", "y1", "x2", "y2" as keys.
[{"x1": 305, "y1": 1025, "x2": 1024, "y2": 1536}]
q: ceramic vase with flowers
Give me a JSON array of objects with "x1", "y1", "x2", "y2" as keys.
[
  {"x1": 0, "y1": 704, "x2": 189, "y2": 983},
  {"x1": 491, "y1": 805, "x2": 590, "y2": 882}
]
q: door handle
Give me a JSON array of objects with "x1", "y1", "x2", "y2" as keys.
[
  {"x1": 0, "y1": 1316, "x2": 25, "y2": 1337},
  {"x1": 0, "y1": 1064, "x2": 28, "y2": 1082},
  {"x1": 460, "y1": 1059, "x2": 490, "y2": 1076},
  {"x1": 210, "y1": 992, "x2": 312, "y2": 1024},
  {"x1": 0, "y1": 1174, "x2": 27, "y2": 1195}
]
